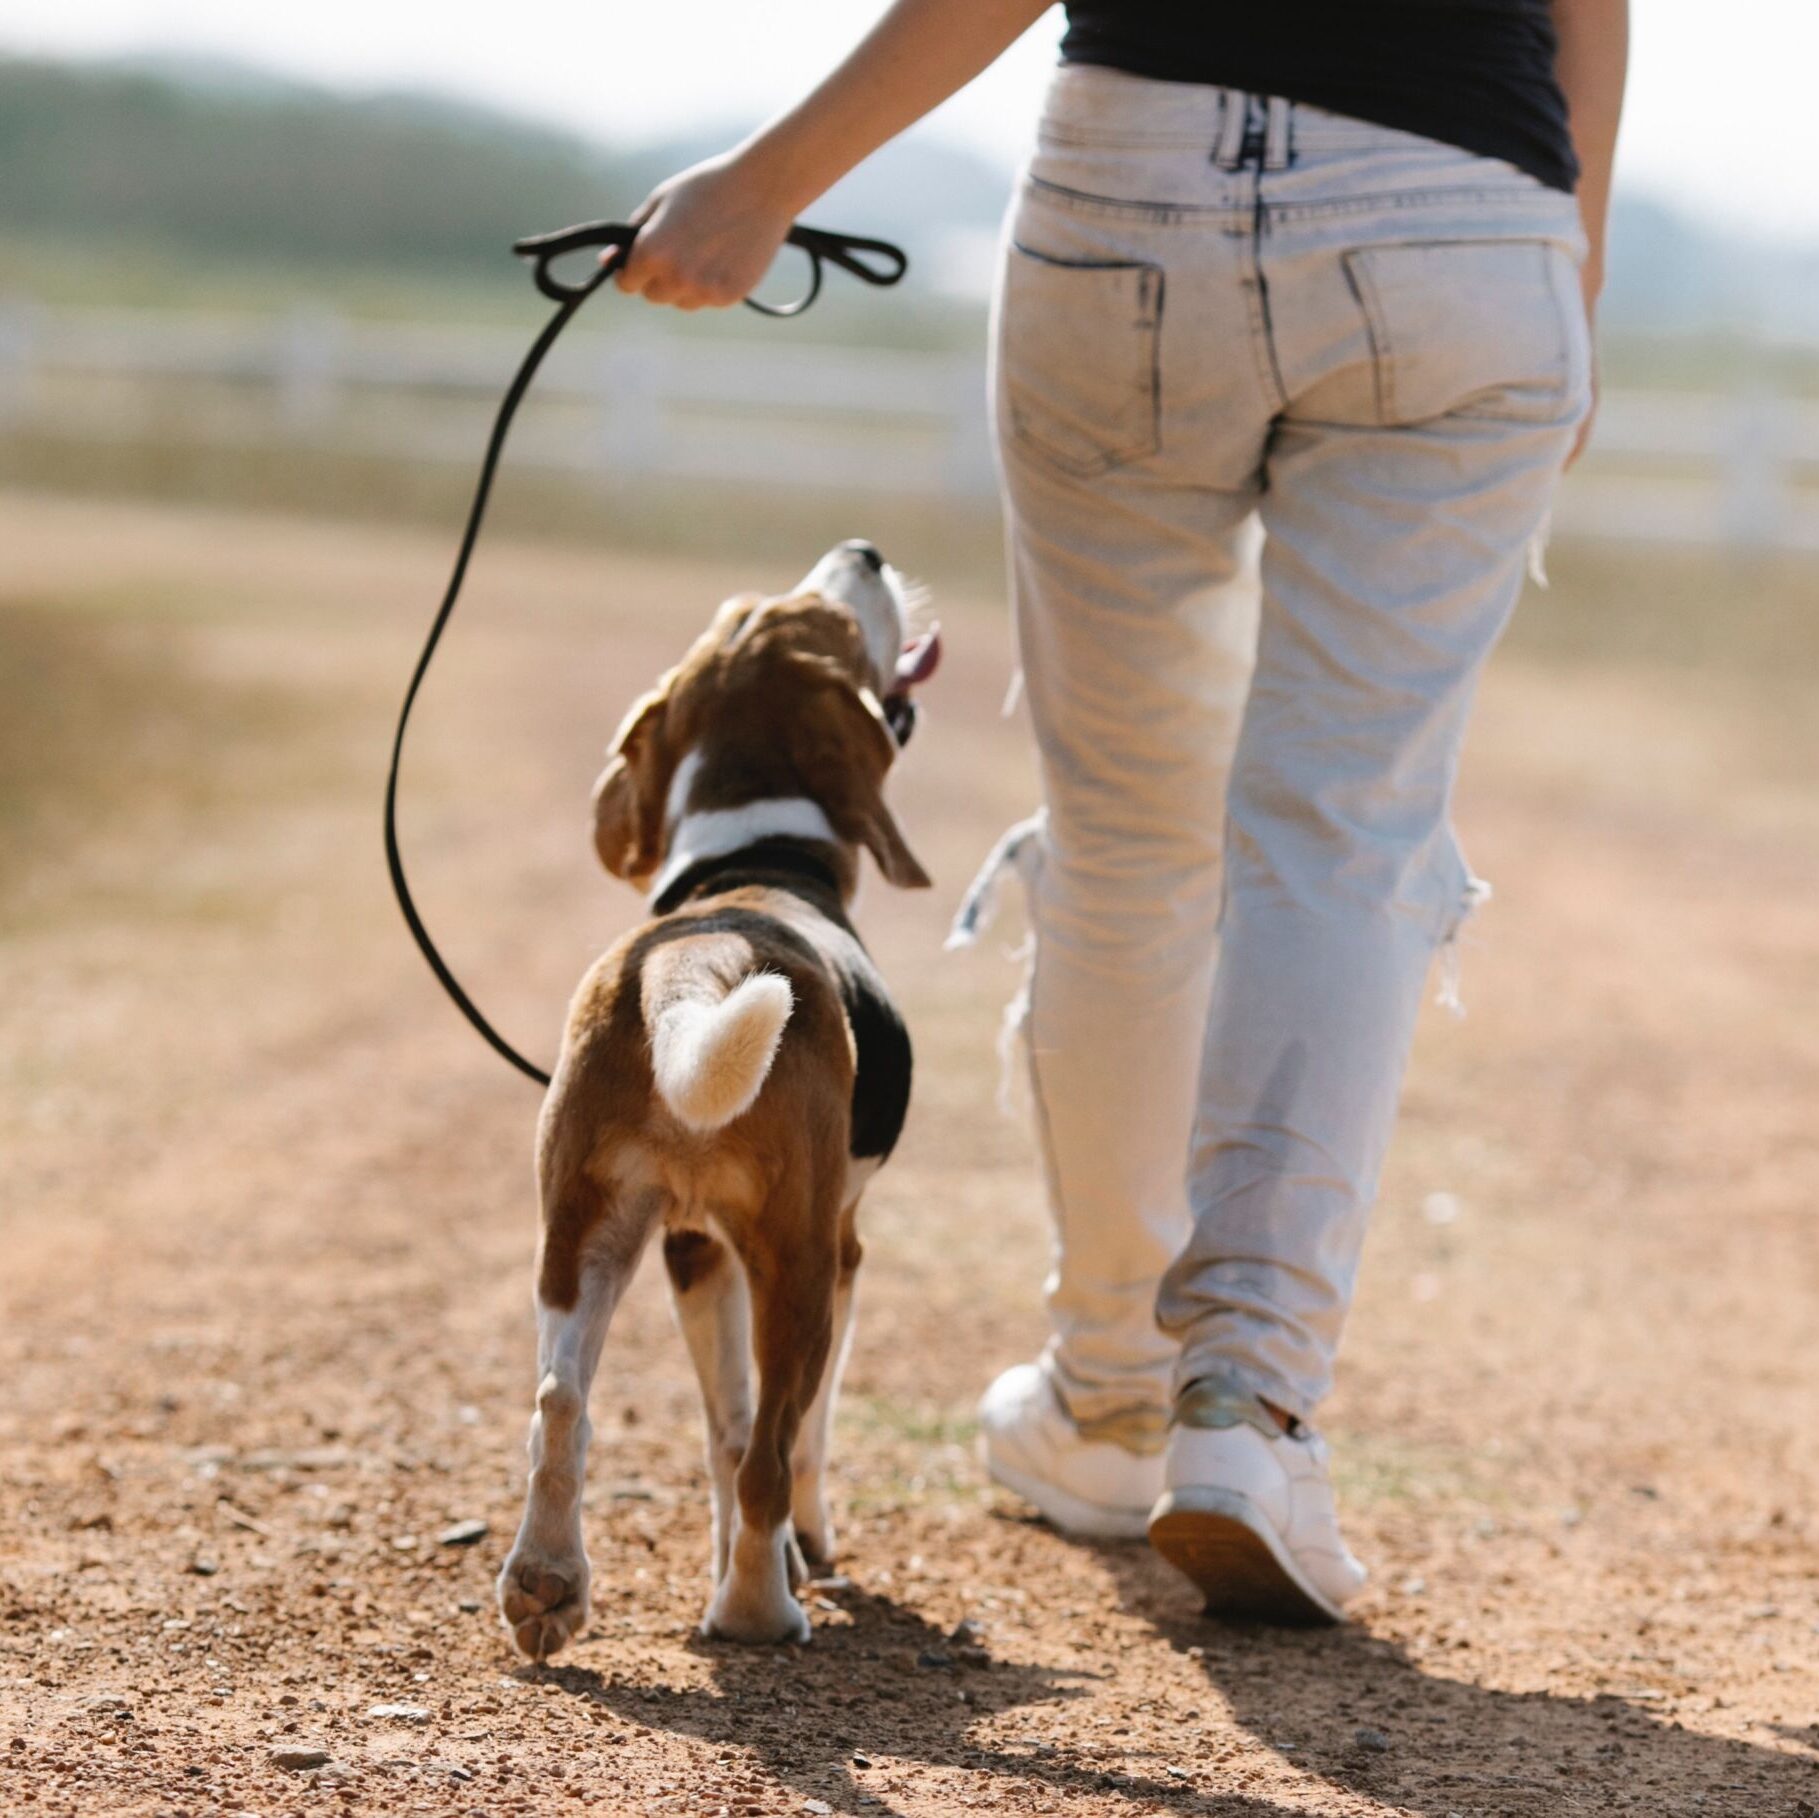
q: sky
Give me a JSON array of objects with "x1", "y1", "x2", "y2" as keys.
[{"x1": 0, "y1": 0, "x2": 1811, "y2": 242}]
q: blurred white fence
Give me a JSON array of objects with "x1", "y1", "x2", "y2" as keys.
[{"x1": 2, "y1": 301, "x2": 1817, "y2": 550}]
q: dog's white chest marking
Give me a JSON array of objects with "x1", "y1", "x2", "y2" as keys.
[{"x1": 648, "y1": 745, "x2": 837, "y2": 902}]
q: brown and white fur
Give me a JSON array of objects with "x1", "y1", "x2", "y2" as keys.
[{"x1": 497, "y1": 541, "x2": 935, "y2": 1658}]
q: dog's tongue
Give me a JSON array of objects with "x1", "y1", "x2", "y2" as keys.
[{"x1": 894, "y1": 626, "x2": 942, "y2": 691}]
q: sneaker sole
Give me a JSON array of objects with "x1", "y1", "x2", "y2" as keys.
[
  {"x1": 982, "y1": 1442, "x2": 1153, "y2": 1542},
  {"x1": 1147, "y1": 1486, "x2": 1345, "y2": 1625}
]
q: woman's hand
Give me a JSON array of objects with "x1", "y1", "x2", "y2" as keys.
[
  {"x1": 606, "y1": 0, "x2": 1051, "y2": 311},
  {"x1": 1568, "y1": 257, "x2": 1603, "y2": 469},
  {"x1": 611, "y1": 154, "x2": 796, "y2": 311}
]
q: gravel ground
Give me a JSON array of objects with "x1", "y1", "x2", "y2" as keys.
[{"x1": 2, "y1": 495, "x2": 1816, "y2": 1818}]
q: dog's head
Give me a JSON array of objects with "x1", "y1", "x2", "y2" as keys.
[{"x1": 591, "y1": 540, "x2": 940, "y2": 897}]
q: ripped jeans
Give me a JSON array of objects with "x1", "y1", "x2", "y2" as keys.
[{"x1": 980, "y1": 67, "x2": 1590, "y2": 1431}]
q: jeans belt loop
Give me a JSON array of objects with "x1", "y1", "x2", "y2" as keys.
[
  {"x1": 1213, "y1": 87, "x2": 1251, "y2": 170},
  {"x1": 1264, "y1": 94, "x2": 1293, "y2": 171}
]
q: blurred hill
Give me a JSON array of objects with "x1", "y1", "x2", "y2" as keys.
[
  {"x1": 0, "y1": 53, "x2": 1009, "y2": 323},
  {"x1": 0, "y1": 55, "x2": 636, "y2": 272},
  {"x1": 2, "y1": 51, "x2": 1817, "y2": 361}
]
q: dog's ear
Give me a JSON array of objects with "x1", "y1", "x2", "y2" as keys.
[
  {"x1": 591, "y1": 683, "x2": 672, "y2": 881},
  {"x1": 708, "y1": 592, "x2": 765, "y2": 645},
  {"x1": 786, "y1": 657, "x2": 931, "y2": 890}
]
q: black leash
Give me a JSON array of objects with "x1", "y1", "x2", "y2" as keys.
[{"x1": 383, "y1": 217, "x2": 910, "y2": 1087}]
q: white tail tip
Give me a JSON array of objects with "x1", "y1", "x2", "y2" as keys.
[{"x1": 651, "y1": 973, "x2": 793, "y2": 1132}]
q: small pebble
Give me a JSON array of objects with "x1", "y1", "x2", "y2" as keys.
[
  {"x1": 916, "y1": 1649, "x2": 952, "y2": 1670},
  {"x1": 366, "y1": 1702, "x2": 431, "y2": 1724},
  {"x1": 439, "y1": 1519, "x2": 489, "y2": 1547},
  {"x1": 851, "y1": 1752, "x2": 872, "y2": 1768},
  {"x1": 458, "y1": 1598, "x2": 484, "y2": 1614},
  {"x1": 269, "y1": 1746, "x2": 331, "y2": 1771},
  {"x1": 1354, "y1": 1727, "x2": 1391, "y2": 1754},
  {"x1": 190, "y1": 1557, "x2": 219, "y2": 1577},
  {"x1": 947, "y1": 1619, "x2": 985, "y2": 1647},
  {"x1": 1422, "y1": 1191, "x2": 1462, "y2": 1225}
]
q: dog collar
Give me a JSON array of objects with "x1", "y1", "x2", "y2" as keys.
[{"x1": 651, "y1": 838, "x2": 845, "y2": 917}]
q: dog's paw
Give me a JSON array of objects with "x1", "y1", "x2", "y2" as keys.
[
  {"x1": 498, "y1": 1550, "x2": 591, "y2": 1661},
  {"x1": 700, "y1": 1578, "x2": 811, "y2": 1646}
]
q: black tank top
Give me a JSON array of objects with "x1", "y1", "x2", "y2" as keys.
[{"x1": 1060, "y1": 0, "x2": 1578, "y2": 194}]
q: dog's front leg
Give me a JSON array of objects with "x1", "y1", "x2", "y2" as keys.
[{"x1": 498, "y1": 1200, "x2": 650, "y2": 1662}]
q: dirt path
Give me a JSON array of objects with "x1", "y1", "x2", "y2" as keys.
[{"x1": 2, "y1": 493, "x2": 1815, "y2": 1818}]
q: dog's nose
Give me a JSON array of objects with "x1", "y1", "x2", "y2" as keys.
[{"x1": 841, "y1": 539, "x2": 885, "y2": 574}]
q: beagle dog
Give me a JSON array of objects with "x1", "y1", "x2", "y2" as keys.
[{"x1": 498, "y1": 540, "x2": 940, "y2": 1657}]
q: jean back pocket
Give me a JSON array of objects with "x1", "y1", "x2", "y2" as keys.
[
  {"x1": 999, "y1": 243, "x2": 1164, "y2": 478},
  {"x1": 1343, "y1": 238, "x2": 1587, "y2": 428}
]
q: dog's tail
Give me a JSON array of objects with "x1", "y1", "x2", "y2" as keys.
[{"x1": 647, "y1": 957, "x2": 794, "y2": 1134}]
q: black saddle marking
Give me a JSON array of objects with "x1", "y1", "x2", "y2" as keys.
[
  {"x1": 651, "y1": 836, "x2": 911, "y2": 1162},
  {"x1": 838, "y1": 959, "x2": 912, "y2": 1163}
]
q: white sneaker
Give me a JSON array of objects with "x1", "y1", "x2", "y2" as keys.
[
  {"x1": 977, "y1": 1362, "x2": 1164, "y2": 1541},
  {"x1": 1147, "y1": 1381, "x2": 1366, "y2": 1623}
]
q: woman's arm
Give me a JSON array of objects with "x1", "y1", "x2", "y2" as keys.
[
  {"x1": 615, "y1": 0, "x2": 1052, "y2": 309},
  {"x1": 1552, "y1": 0, "x2": 1629, "y2": 459}
]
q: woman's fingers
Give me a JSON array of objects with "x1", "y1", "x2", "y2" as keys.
[
  {"x1": 602, "y1": 158, "x2": 793, "y2": 311},
  {"x1": 608, "y1": 187, "x2": 665, "y2": 293},
  {"x1": 616, "y1": 244, "x2": 754, "y2": 309},
  {"x1": 1567, "y1": 360, "x2": 1600, "y2": 469}
]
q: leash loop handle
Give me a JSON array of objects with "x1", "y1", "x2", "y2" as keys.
[{"x1": 511, "y1": 218, "x2": 909, "y2": 315}]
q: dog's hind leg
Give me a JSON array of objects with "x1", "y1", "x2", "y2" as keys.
[
  {"x1": 498, "y1": 1171, "x2": 658, "y2": 1663},
  {"x1": 790, "y1": 1211, "x2": 862, "y2": 1571},
  {"x1": 662, "y1": 1228, "x2": 753, "y2": 1586},
  {"x1": 702, "y1": 1178, "x2": 837, "y2": 1645}
]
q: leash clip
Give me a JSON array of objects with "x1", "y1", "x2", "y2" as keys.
[{"x1": 511, "y1": 218, "x2": 908, "y2": 316}]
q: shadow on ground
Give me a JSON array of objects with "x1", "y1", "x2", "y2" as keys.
[
  {"x1": 1096, "y1": 1543, "x2": 1819, "y2": 1817},
  {"x1": 532, "y1": 1547, "x2": 1819, "y2": 1818},
  {"x1": 536, "y1": 1580, "x2": 1304, "y2": 1817}
]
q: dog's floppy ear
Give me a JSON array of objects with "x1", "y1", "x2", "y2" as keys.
[
  {"x1": 591, "y1": 683, "x2": 672, "y2": 880},
  {"x1": 787, "y1": 658, "x2": 930, "y2": 890}
]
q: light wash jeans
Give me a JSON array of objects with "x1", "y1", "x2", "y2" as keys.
[{"x1": 984, "y1": 65, "x2": 1590, "y2": 1433}]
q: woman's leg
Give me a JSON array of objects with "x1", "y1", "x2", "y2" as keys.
[
  {"x1": 978, "y1": 451, "x2": 1261, "y2": 1534},
  {"x1": 1160, "y1": 405, "x2": 1577, "y2": 1414},
  {"x1": 1015, "y1": 465, "x2": 1261, "y2": 1388},
  {"x1": 972, "y1": 70, "x2": 1279, "y2": 1536},
  {"x1": 1152, "y1": 255, "x2": 1590, "y2": 1615}
]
